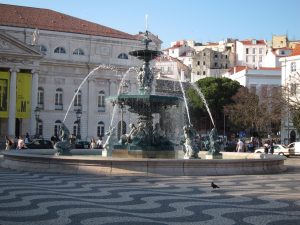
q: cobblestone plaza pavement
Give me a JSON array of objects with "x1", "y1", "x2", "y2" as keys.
[{"x1": 0, "y1": 156, "x2": 300, "y2": 225}]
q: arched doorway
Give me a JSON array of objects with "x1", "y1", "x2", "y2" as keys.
[
  {"x1": 15, "y1": 118, "x2": 20, "y2": 138},
  {"x1": 290, "y1": 130, "x2": 296, "y2": 143}
]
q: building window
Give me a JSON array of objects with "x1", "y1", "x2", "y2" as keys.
[
  {"x1": 246, "y1": 56, "x2": 249, "y2": 63},
  {"x1": 291, "y1": 62, "x2": 296, "y2": 72},
  {"x1": 73, "y1": 48, "x2": 84, "y2": 55},
  {"x1": 203, "y1": 61, "x2": 206, "y2": 65},
  {"x1": 74, "y1": 90, "x2": 82, "y2": 110},
  {"x1": 73, "y1": 121, "x2": 79, "y2": 138},
  {"x1": 97, "y1": 121, "x2": 105, "y2": 137},
  {"x1": 252, "y1": 56, "x2": 256, "y2": 63},
  {"x1": 54, "y1": 120, "x2": 62, "y2": 137},
  {"x1": 252, "y1": 48, "x2": 256, "y2": 54},
  {"x1": 197, "y1": 61, "x2": 200, "y2": 66},
  {"x1": 246, "y1": 48, "x2": 249, "y2": 54},
  {"x1": 259, "y1": 48, "x2": 263, "y2": 54},
  {"x1": 37, "y1": 87, "x2": 44, "y2": 109},
  {"x1": 54, "y1": 47, "x2": 66, "y2": 54},
  {"x1": 225, "y1": 64, "x2": 228, "y2": 69},
  {"x1": 259, "y1": 56, "x2": 262, "y2": 62},
  {"x1": 203, "y1": 52, "x2": 206, "y2": 56},
  {"x1": 203, "y1": 71, "x2": 206, "y2": 75},
  {"x1": 55, "y1": 88, "x2": 63, "y2": 110},
  {"x1": 38, "y1": 45, "x2": 47, "y2": 54},
  {"x1": 214, "y1": 62, "x2": 218, "y2": 67},
  {"x1": 197, "y1": 71, "x2": 200, "y2": 75},
  {"x1": 98, "y1": 91, "x2": 105, "y2": 112},
  {"x1": 118, "y1": 53, "x2": 128, "y2": 59},
  {"x1": 214, "y1": 54, "x2": 218, "y2": 58}
]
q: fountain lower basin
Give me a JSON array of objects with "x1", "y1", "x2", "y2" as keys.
[{"x1": 1, "y1": 150, "x2": 286, "y2": 176}]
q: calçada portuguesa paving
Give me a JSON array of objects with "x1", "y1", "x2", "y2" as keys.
[{"x1": 0, "y1": 155, "x2": 300, "y2": 225}]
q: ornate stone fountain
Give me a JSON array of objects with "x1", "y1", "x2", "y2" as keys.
[{"x1": 107, "y1": 31, "x2": 182, "y2": 158}]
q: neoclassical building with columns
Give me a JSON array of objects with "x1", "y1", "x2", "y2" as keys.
[{"x1": 0, "y1": 3, "x2": 155, "y2": 142}]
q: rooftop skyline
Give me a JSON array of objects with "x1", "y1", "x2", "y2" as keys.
[{"x1": 0, "y1": 0, "x2": 299, "y2": 48}]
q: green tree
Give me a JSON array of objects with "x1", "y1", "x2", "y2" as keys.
[{"x1": 187, "y1": 77, "x2": 241, "y2": 131}]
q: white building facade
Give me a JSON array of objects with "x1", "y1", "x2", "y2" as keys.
[
  {"x1": 280, "y1": 44, "x2": 300, "y2": 144},
  {"x1": 0, "y1": 4, "x2": 147, "y2": 142},
  {"x1": 236, "y1": 39, "x2": 267, "y2": 68},
  {"x1": 226, "y1": 67, "x2": 281, "y2": 93}
]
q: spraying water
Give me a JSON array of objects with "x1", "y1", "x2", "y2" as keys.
[
  {"x1": 63, "y1": 64, "x2": 120, "y2": 123},
  {"x1": 108, "y1": 67, "x2": 136, "y2": 128},
  {"x1": 178, "y1": 78, "x2": 192, "y2": 126},
  {"x1": 191, "y1": 82, "x2": 215, "y2": 127}
]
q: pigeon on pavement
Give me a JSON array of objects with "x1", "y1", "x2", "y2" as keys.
[{"x1": 211, "y1": 182, "x2": 220, "y2": 189}]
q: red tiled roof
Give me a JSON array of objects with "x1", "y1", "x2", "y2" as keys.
[
  {"x1": 206, "y1": 42, "x2": 218, "y2": 46},
  {"x1": 0, "y1": 4, "x2": 136, "y2": 40},
  {"x1": 229, "y1": 66, "x2": 247, "y2": 74},
  {"x1": 258, "y1": 67, "x2": 281, "y2": 71},
  {"x1": 273, "y1": 47, "x2": 293, "y2": 50},
  {"x1": 240, "y1": 39, "x2": 266, "y2": 45},
  {"x1": 291, "y1": 44, "x2": 300, "y2": 56}
]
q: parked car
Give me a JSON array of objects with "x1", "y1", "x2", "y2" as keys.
[
  {"x1": 75, "y1": 140, "x2": 90, "y2": 149},
  {"x1": 254, "y1": 144, "x2": 292, "y2": 157},
  {"x1": 287, "y1": 142, "x2": 300, "y2": 155},
  {"x1": 25, "y1": 139, "x2": 53, "y2": 149}
]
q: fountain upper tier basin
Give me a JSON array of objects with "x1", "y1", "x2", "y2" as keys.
[
  {"x1": 108, "y1": 94, "x2": 182, "y2": 114},
  {"x1": 129, "y1": 49, "x2": 162, "y2": 62}
]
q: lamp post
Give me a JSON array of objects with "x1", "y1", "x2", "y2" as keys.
[
  {"x1": 120, "y1": 101, "x2": 125, "y2": 138},
  {"x1": 119, "y1": 81, "x2": 128, "y2": 138},
  {"x1": 76, "y1": 109, "x2": 82, "y2": 140},
  {"x1": 34, "y1": 106, "x2": 40, "y2": 138}
]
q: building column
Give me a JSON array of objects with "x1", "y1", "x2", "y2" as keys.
[
  {"x1": 30, "y1": 70, "x2": 39, "y2": 135},
  {"x1": 8, "y1": 68, "x2": 19, "y2": 137}
]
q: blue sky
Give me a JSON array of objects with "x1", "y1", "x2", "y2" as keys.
[{"x1": 1, "y1": 0, "x2": 300, "y2": 48}]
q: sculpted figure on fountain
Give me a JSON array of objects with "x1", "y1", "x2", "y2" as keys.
[{"x1": 182, "y1": 125, "x2": 200, "y2": 159}]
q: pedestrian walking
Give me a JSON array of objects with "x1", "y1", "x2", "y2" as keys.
[{"x1": 236, "y1": 139, "x2": 244, "y2": 152}]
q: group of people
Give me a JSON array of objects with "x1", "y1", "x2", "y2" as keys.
[
  {"x1": 90, "y1": 137, "x2": 103, "y2": 149},
  {"x1": 263, "y1": 139, "x2": 276, "y2": 154},
  {"x1": 5, "y1": 132, "x2": 31, "y2": 150},
  {"x1": 235, "y1": 137, "x2": 277, "y2": 153}
]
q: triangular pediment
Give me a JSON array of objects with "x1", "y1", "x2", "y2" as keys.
[{"x1": 0, "y1": 32, "x2": 42, "y2": 59}]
